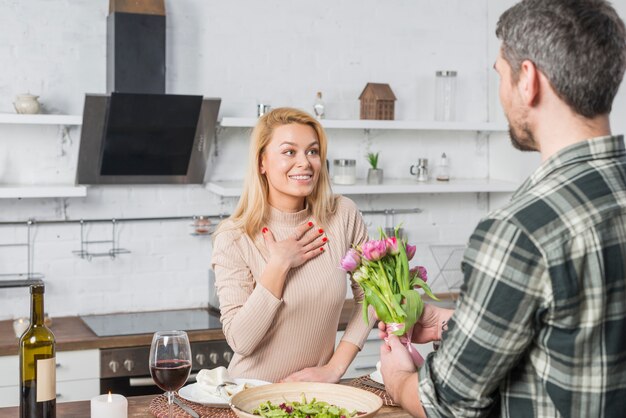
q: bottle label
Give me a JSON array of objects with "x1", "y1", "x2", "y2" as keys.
[{"x1": 36, "y1": 357, "x2": 56, "y2": 401}]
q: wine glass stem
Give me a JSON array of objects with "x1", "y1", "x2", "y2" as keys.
[{"x1": 167, "y1": 391, "x2": 173, "y2": 418}]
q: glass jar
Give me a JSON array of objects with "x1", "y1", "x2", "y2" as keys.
[
  {"x1": 436, "y1": 152, "x2": 450, "y2": 181},
  {"x1": 435, "y1": 71, "x2": 457, "y2": 121},
  {"x1": 333, "y1": 159, "x2": 356, "y2": 185}
]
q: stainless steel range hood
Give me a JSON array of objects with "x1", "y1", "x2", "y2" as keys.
[
  {"x1": 76, "y1": 0, "x2": 220, "y2": 185},
  {"x1": 77, "y1": 93, "x2": 220, "y2": 185}
]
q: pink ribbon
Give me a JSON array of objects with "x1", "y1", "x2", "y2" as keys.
[{"x1": 385, "y1": 323, "x2": 424, "y2": 368}]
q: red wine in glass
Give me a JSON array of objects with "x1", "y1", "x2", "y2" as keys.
[
  {"x1": 150, "y1": 359, "x2": 192, "y2": 392},
  {"x1": 149, "y1": 331, "x2": 192, "y2": 418}
]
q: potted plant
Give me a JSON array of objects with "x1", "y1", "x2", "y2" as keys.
[{"x1": 366, "y1": 152, "x2": 383, "y2": 184}]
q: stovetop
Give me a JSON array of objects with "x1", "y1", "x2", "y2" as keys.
[{"x1": 81, "y1": 308, "x2": 222, "y2": 337}]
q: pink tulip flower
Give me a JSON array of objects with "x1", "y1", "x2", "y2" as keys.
[
  {"x1": 410, "y1": 265, "x2": 428, "y2": 282},
  {"x1": 385, "y1": 237, "x2": 400, "y2": 255},
  {"x1": 340, "y1": 248, "x2": 361, "y2": 272},
  {"x1": 418, "y1": 266, "x2": 428, "y2": 282},
  {"x1": 406, "y1": 244, "x2": 416, "y2": 261},
  {"x1": 362, "y1": 239, "x2": 387, "y2": 261}
]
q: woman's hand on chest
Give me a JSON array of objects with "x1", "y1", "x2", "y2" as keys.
[{"x1": 262, "y1": 221, "x2": 328, "y2": 270}]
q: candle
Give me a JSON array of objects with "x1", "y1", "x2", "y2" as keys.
[{"x1": 91, "y1": 392, "x2": 128, "y2": 418}]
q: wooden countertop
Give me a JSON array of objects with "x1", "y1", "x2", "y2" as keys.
[
  {"x1": 0, "y1": 301, "x2": 358, "y2": 356},
  {"x1": 0, "y1": 394, "x2": 412, "y2": 417},
  {"x1": 0, "y1": 315, "x2": 227, "y2": 356}
]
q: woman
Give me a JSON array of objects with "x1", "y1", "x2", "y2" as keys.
[{"x1": 211, "y1": 107, "x2": 373, "y2": 383}]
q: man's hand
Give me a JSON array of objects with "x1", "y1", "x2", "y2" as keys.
[
  {"x1": 378, "y1": 303, "x2": 452, "y2": 344},
  {"x1": 380, "y1": 335, "x2": 426, "y2": 418}
]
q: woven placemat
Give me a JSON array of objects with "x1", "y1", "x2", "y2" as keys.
[
  {"x1": 346, "y1": 376, "x2": 399, "y2": 407},
  {"x1": 149, "y1": 394, "x2": 236, "y2": 418}
]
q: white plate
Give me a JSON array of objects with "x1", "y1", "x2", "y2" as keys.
[
  {"x1": 369, "y1": 370, "x2": 384, "y2": 385},
  {"x1": 179, "y1": 378, "x2": 270, "y2": 408}
]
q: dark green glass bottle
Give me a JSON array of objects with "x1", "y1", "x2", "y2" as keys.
[{"x1": 19, "y1": 284, "x2": 56, "y2": 418}]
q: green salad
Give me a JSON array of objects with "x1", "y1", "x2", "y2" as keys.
[{"x1": 253, "y1": 394, "x2": 366, "y2": 418}]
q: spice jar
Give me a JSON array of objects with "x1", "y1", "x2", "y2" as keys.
[{"x1": 333, "y1": 159, "x2": 357, "y2": 185}]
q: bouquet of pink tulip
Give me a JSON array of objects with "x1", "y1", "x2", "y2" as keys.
[{"x1": 340, "y1": 226, "x2": 438, "y2": 367}]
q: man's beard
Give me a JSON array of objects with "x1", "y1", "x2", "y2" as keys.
[{"x1": 507, "y1": 109, "x2": 538, "y2": 152}]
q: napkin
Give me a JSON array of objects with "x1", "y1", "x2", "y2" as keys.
[{"x1": 193, "y1": 367, "x2": 254, "y2": 402}]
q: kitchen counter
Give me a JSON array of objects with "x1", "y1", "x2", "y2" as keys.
[
  {"x1": 0, "y1": 315, "x2": 227, "y2": 356},
  {"x1": 0, "y1": 394, "x2": 412, "y2": 417},
  {"x1": 0, "y1": 300, "x2": 359, "y2": 356}
]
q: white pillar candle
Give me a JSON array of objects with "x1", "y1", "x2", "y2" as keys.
[{"x1": 91, "y1": 392, "x2": 128, "y2": 418}]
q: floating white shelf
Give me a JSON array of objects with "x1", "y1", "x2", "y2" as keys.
[
  {"x1": 0, "y1": 185, "x2": 88, "y2": 199},
  {"x1": 206, "y1": 178, "x2": 519, "y2": 197},
  {"x1": 0, "y1": 114, "x2": 82, "y2": 126},
  {"x1": 220, "y1": 117, "x2": 508, "y2": 132}
]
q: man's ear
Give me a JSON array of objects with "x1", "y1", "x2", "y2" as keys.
[{"x1": 518, "y1": 59, "x2": 540, "y2": 107}]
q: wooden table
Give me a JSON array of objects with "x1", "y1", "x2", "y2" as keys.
[{"x1": 0, "y1": 394, "x2": 412, "y2": 417}]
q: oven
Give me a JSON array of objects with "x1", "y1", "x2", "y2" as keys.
[
  {"x1": 80, "y1": 308, "x2": 231, "y2": 397},
  {"x1": 99, "y1": 341, "x2": 233, "y2": 396}
]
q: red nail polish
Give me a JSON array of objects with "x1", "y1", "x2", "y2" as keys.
[
  {"x1": 262, "y1": 227, "x2": 268, "y2": 234},
  {"x1": 320, "y1": 247, "x2": 324, "y2": 251},
  {"x1": 308, "y1": 221, "x2": 313, "y2": 227},
  {"x1": 318, "y1": 228, "x2": 324, "y2": 234},
  {"x1": 322, "y1": 237, "x2": 328, "y2": 242}
]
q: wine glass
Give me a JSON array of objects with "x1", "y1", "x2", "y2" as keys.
[{"x1": 149, "y1": 330, "x2": 192, "y2": 418}]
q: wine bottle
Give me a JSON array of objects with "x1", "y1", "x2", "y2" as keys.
[{"x1": 19, "y1": 283, "x2": 56, "y2": 418}]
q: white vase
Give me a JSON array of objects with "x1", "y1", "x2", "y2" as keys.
[
  {"x1": 13, "y1": 94, "x2": 41, "y2": 114},
  {"x1": 367, "y1": 168, "x2": 383, "y2": 184}
]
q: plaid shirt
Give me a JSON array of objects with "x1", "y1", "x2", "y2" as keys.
[{"x1": 419, "y1": 135, "x2": 626, "y2": 418}]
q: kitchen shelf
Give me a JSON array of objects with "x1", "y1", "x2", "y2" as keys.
[
  {"x1": 220, "y1": 117, "x2": 508, "y2": 132},
  {"x1": 0, "y1": 113, "x2": 82, "y2": 125},
  {"x1": 206, "y1": 178, "x2": 519, "y2": 197},
  {"x1": 0, "y1": 185, "x2": 87, "y2": 199}
]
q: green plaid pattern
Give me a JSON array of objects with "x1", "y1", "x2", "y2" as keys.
[{"x1": 419, "y1": 136, "x2": 626, "y2": 418}]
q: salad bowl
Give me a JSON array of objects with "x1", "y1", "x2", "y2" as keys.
[{"x1": 230, "y1": 382, "x2": 382, "y2": 418}]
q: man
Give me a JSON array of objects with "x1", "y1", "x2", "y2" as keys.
[{"x1": 378, "y1": 0, "x2": 626, "y2": 417}]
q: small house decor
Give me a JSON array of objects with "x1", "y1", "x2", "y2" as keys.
[{"x1": 359, "y1": 83, "x2": 396, "y2": 120}]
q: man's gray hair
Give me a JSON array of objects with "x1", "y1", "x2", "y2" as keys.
[{"x1": 496, "y1": 0, "x2": 626, "y2": 118}]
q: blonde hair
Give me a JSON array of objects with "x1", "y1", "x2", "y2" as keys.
[{"x1": 215, "y1": 107, "x2": 337, "y2": 239}]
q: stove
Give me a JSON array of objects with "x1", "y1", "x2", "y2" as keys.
[
  {"x1": 81, "y1": 308, "x2": 222, "y2": 337},
  {"x1": 81, "y1": 309, "x2": 232, "y2": 397}
]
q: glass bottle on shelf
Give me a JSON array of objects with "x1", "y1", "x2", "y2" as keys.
[
  {"x1": 313, "y1": 92, "x2": 325, "y2": 120},
  {"x1": 436, "y1": 152, "x2": 450, "y2": 181}
]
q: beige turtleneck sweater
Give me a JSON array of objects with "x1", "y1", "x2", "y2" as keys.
[{"x1": 211, "y1": 196, "x2": 372, "y2": 382}]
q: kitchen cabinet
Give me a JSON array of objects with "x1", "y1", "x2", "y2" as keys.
[
  {"x1": 0, "y1": 113, "x2": 86, "y2": 199},
  {"x1": 0, "y1": 349, "x2": 99, "y2": 407},
  {"x1": 0, "y1": 355, "x2": 18, "y2": 407},
  {"x1": 209, "y1": 118, "x2": 518, "y2": 196}
]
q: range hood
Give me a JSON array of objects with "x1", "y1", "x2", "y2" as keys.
[{"x1": 77, "y1": 0, "x2": 220, "y2": 185}]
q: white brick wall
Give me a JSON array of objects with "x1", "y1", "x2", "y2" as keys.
[{"x1": 0, "y1": 0, "x2": 624, "y2": 320}]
